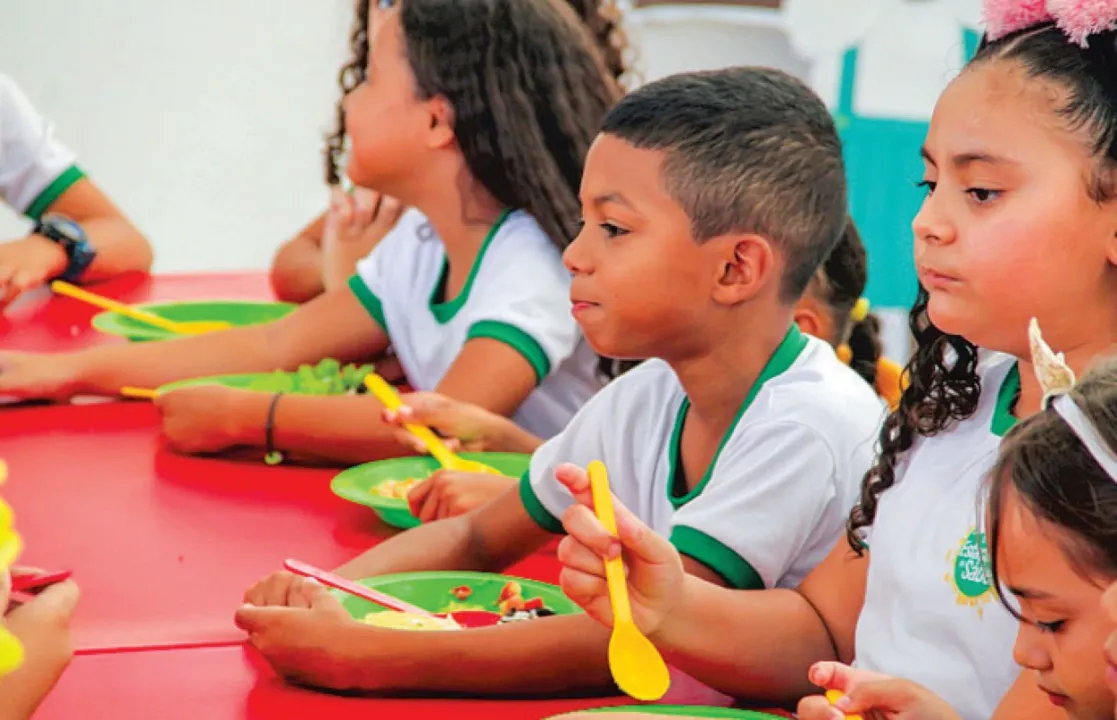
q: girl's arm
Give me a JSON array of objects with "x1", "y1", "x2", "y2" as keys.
[
  {"x1": 0, "y1": 288, "x2": 387, "y2": 400},
  {"x1": 158, "y1": 335, "x2": 544, "y2": 464},
  {"x1": 269, "y1": 212, "x2": 326, "y2": 304}
]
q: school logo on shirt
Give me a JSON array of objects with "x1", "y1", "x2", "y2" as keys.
[{"x1": 945, "y1": 528, "x2": 995, "y2": 616}]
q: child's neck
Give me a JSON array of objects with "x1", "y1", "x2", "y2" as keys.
[
  {"x1": 415, "y1": 173, "x2": 505, "y2": 299},
  {"x1": 669, "y1": 311, "x2": 796, "y2": 453},
  {"x1": 1017, "y1": 331, "x2": 1117, "y2": 418}
]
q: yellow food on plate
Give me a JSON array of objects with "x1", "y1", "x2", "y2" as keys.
[
  {"x1": 360, "y1": 611, "x2": 461, "y2": 631},
  {"x1": 371, "y1": 476, "x2": 425, "y2": 500}
]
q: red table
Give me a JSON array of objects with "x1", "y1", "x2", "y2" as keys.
[{"x1": 1, "y1": 273, "x2": 754, "y2": 718}]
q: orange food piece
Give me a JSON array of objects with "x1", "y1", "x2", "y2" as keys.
[{"x1": 451, "y1": 585, "x2": 472, "y2": 601}]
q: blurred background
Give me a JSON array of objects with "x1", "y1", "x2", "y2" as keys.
[{"x1": 0, "y1": 0, "x2": 982, "y2": 356}]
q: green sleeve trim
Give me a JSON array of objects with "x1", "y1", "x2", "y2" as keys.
[
  {"x1": 670, "y1": 525, "x2": 764, "y2": 590},
  {"x1": 347, "y1": 274, "x2": 386, "y2": 332},
  {"x1": 24, "y1": 164, "x2": 85, "y2": 220},
  {"x1": 467, "y1": 320, "x2": 551, "y2": 385},
  {"x1": 518, "y1": 470, "x2": 564, "y2": 534}
]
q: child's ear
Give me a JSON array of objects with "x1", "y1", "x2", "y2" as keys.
[
  {"x1": 425, "y1": 96, "x2": 457, "y2": 150},
  {"x1": 711, "y1": 234, "x2": 774, "y2": 306}
]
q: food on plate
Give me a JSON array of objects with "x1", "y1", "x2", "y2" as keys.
[
  {"x1": 244, "y1": 358, "x2": 375, "y2": 396},
  {"x1": 451, "y1": 585, "x2": 473, "y2": 601},
  {"x1": 360, "y1": 611, "x2": 461, "y2": 631},
  {"x1": 371, "y1": 476, "x2": 426, "y2": 500}
]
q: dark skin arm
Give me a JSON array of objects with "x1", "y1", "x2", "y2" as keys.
[
  {"x1": 269, "y1": 212, "x2": 326, "y2": 304},
  {"x1": 244, "y1": 486, "x2": 725, "y2": 695}
]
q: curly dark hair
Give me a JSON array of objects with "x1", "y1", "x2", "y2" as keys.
[
  {"x1": 846, "y1": 24, "x2": 1117, "y2": 551},
  {"x1": 323, "y1": 0, "x2": 630, "y2": 186}
]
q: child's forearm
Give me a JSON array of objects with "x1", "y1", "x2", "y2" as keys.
[
  {"x1": 0, "y1": 641, "x2": 72, "y2": 720},
  {"x1": 649, "y1": 578, "x2": 836, "y2": 702},
  {"x1": 344, "y1": 613, "x2": 615, "y2": 695},
  {"x1": 488, "y1": 416, "x2": 544, "y2": 453},
  {"x1": 69, "y1": 324, "x2": 283, "y2": 396},
  {"x1": 77, "y1": 216, "x2": 153, "y2": 281},
  {"x1": 227, "y1": 392, "x2": 416, "y2": 465}
]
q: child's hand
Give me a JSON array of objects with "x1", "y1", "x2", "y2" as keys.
[
  {"x1": 383, "y1": 392, "x2": 504, "y2": 453},
  {"x1": 235, "y1": 578, "x2": 368, "y2": 691},
  {"x1": 0, "y1": 237, "x2": 67, "y2": 310},
  {"x1": 155, "y1": 385, "x2": 254, "y2": 455},
  {"x1": 0, "y1": 352, "x2": 79, "y2": 402},
  {"x1": 406, "y1": 470, "x2": 516, "y2": 522},
  {"x1": 554, "y1": 463, "x2": 686, "y2": 637},
  {"x1": 797, "y1": 662, "x2": 962, "y2": 720},
  {"x1": 0, "y1": 580, "x2": 80, "y2": 719},
  {"x1": 322, "y1": 187, "x2": 404, "y2": 290},
  {"x1": 243, "y1": 571, "x2": 327, "y2": 609}
]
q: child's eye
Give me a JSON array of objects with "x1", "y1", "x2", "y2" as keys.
[
  {"x1": 574, "y1": 219, "x2": 586, "y2": 233},
  {"x1": 1036, "y1": 619, "x2": 1066, "y2": 634},
  {"x1": 916, "y1": 180, "x2": 936, "y2": 195},
  {"x1": 966, "y1": 187, "x2": 1001, "y2": 204},
  {"x1": 599, "y1": 222, "x2": 629, "y2": 239}
]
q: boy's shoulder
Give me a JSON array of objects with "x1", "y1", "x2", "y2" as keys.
[{"x1": 746, "y1": 336, "x2": 886, "y2": 437}]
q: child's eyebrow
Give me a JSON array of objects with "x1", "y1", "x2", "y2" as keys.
[
  {"x1": 591, "y1": 193, "x2": 635, "y2": 209},
  {"x1": 1008, "y1": 585, "x2": 1053, "y2": 600},
  {"x1": 920, "y1": 147, "x2": 1016, "y2": 169}
]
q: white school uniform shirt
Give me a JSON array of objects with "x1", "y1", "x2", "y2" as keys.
[
  {"x1": 855, "y1": 352, "x2": 1021, "y2": 720},
  {"x1": 521, "y1": 327, "x2": 885, "y2": 589},
  {"x1": 0, "y1": 75, "x2": 85, "y2": 218},
  {"x1": 349, "y1": 208, "x2": 602, "y2": 440}
]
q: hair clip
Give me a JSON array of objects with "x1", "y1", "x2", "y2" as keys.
[
  {"x1": 985, "y1": 0, "x2": 1117, "y2": 48},
  {"x1": 1029, "y1": 319, "x2": 1117, "y2": 481},
  {"x1": 850, "y1": 298, "x2": 870, "y2": 324}
]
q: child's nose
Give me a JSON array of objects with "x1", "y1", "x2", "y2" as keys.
[
  {"x1": 563, "y1": 226, "x2": 593, "y2": 276},
  {"x1": 1012, "y1": 624, "x2": 1053, "y2": 672},
  {"x1": 912, "y1": 193, "x2": 956, "y2": 247}
]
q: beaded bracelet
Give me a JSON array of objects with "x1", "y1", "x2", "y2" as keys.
[{"x1": 264, "y1": 392, "x2": 285, "y2": 466}]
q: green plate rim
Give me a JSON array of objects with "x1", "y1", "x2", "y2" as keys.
[
  {"x1": 336, "y1": 570, "x2": 583, "y2": 616},
  {"x1": 90, "y1": 299, "x2": 295, "y2": 340},
  {"x1": 330, "y1": 452, "x2": 531, "y2": 513}
]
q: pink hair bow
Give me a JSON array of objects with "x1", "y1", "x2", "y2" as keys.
[{"x1": 984, "y1": 0, "x2": 1117, "y2": 47}]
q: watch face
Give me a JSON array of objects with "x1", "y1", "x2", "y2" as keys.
[{"x1": 40, "y1": 213, "x2": 84, "y2": 244}]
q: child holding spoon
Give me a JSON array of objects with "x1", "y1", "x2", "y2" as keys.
[{"x1": 236, "y1": 66, "x2": 883, "y2": 698}]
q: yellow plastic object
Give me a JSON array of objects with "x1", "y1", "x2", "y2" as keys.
[
  {"x1": 0, "y1": 460, "x2": 26, "y2": 676},
  {"x1": 825, "y1": 690, "x2": 864, "y2": 720},
  {"x1": 51, "y1": 281, "x2": 230, "y2": 335},
  {"x1": 586, "y1": 460, "x2": 670, "y2": 702},
  {"x1": 121, "y1": 386, "x2": 159, "y2": 400},
  {"x1": 362, "y1": 374, "x2": 501, "y2": 475}
]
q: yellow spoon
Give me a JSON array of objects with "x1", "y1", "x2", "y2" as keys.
[
  {"x1": 825, "y1": 690, "x2": 864, "y2": 720},
  {"x1": 51, "y1": 281, "x2": 231, "y2": 335},
  {"x1": 362, "y1": 374, "x2": 501, "y2": 475},
  {"x1": 121, "y1": 386, "x2": 159, "y2": 400},
  {"x1": 587, "y1": 460, "x2": 670, "y2": 702},
  {"x1": 0, "y1": 460, "x2": 26, "y2": 677}
]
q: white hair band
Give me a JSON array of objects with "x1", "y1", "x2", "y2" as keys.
[{"x1": 1051, "y1": 394, "x2": 1117, "y2": 482}]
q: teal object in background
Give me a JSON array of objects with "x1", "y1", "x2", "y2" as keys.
[{"x1": 836, "y1": 30, "x2": 981, "y2": 308}]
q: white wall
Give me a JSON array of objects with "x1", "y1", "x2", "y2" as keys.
[{"x1": 0, "y1": 0, "x2": 352, "y2": 273}]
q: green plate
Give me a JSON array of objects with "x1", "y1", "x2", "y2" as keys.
[
  {"x1": 158, "y1": 371, "x2": 363, "y2": 396},
  {"x1": 91, "y1": 300, "x2": 295, "y2": 342},
  {"x1": 330, "y1": 452, "x2": 531, "y2": 529},
  {"x1": 576, "y1": 707, "x2": 783, "y2": 718},
  {"x1": 337, "y1": 571, "x2": 581, "y2": 621}
]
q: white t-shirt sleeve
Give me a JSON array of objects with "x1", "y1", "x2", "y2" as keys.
[
  {"x1": 465, "y1": 219, "x2": 579, "y2": 385},
  {"x1": 519, "y1": 394, "x2": 608, "y2": 533},
  {"x1": 0, "y1": 75, "x2": 83, "y2": 218},
  {"x1": 348, "y1": 212, "x2": 421, "y2": 332},
  {"x1": 672, "y1": 420, "x2": 840, "y2": 589}
]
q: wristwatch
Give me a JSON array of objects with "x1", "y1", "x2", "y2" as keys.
[{"x1": 33, "y1": 213, "x2": 97, "y2": 282}]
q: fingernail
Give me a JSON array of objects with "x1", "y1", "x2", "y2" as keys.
[{"x1": 835, "y1": 696, "x2": 851, "y2": 711}]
